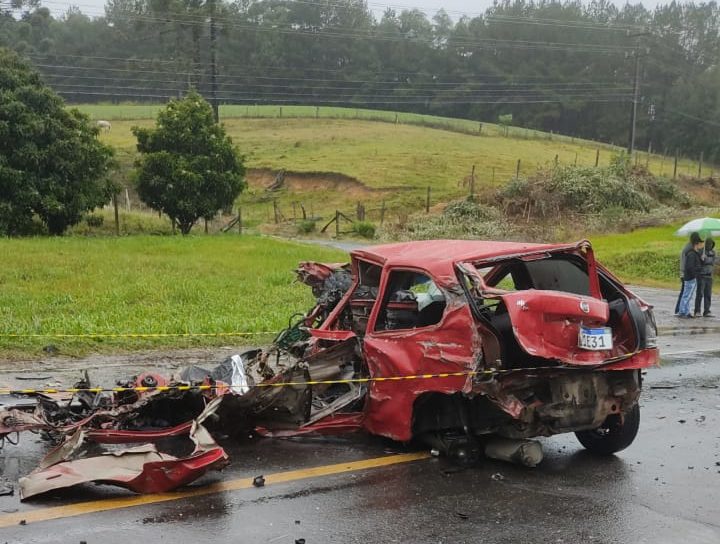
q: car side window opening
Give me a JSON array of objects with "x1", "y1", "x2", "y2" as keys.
[
  {"x1": 482, "y1": 257, "x2": 590, "y2": 296},
  {"x1": 348, "y1": 261, "x2": 383, "y2": 336},
  {"x1": 375, "y1": 270, "x2": 447, "y2": 331}
]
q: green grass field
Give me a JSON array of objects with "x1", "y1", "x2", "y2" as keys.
[
  {"x1": 1, "y1": 225, "x2": 707, "y2": 358},
  {"x1": 592, "y1": 225, "x2": 685, "y2": 287},
  {"x1": 81, "y1": 104, "x2": 703, "y2": 230},
  {"x1": 0, "y1": 235, "x2": 345, "y2": 357}
]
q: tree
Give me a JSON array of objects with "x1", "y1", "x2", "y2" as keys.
[
  {"x1": 132, "y1": 90, "x2": 245, "y2": 234},
  {"x1": 0, "y1": 48, "x2": 114, "y2": 235}
]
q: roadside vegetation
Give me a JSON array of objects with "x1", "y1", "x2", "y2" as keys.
[{"x1": 0, "y1": 236, "x2": 345, "y2": 358}]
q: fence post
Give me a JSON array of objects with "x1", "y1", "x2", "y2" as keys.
[
  {"x1": 395, "y1": 113, "x2": 399, "y2": 125},
  {"x1": 315, "y1": 106, "x2": 319, "y2": 119},
  {"x1": 574, "y1": 152, "x2": 578, "y2": 166},
  {"x1": 335, "y1": 210, "x2": 340, "y2": 238},
  {"x1": 554, "y1": 154, "x2": 559, "y2": 166},
  {"x1": 204, "y1": 218, "x2": 208, "y2": 234},
  {"x1": 112, "y1": 193, "x2": 120, "y2": 236},
  {"x1": 595, "y1": 149, "x2": 600, "y2": 167},
  {"x1": 279, "y1": 106, "x2": 283, "y2": 118},
  {"x1": 478, "y1": 122, "x2": 482, "y2": 134},
  {"x1": 516, "y1": 159, "x2": 521, "y2": 179},
  {"x1": 380, "y1": 200, "x2": 386, "y2": 226},
  {"x1": 699, "y1": 151, "x2": 704, "y2": 177},
  {"x1": 426, "y1": 186, "x2": 431, "y2": 213},
  {"x1": 673, "y1": 149, "x2": 679, "y2": 179},
  {"x1": 273, "y1": 199, "x2": 279, "y2": 224},
  {"x1": 238, "y1": 207, "x2": 242, "y2": 235},
  {"x1": 470, "y1": 164, "x2": 476, "y2": 199}
]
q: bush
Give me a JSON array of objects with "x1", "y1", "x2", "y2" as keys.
[
  {"x1": 85, "y1": 213, "x2": 104, "y2": 228},
  {"x1": 297, "y1": 219, "x2": 316, "y2": 234},
  {"x1": 352, "y1": 220, "x2": 376, "y2": 239},
  {"x1": 388, "y1": 199, "x2": 509, "y2": 241},
  {"x1": 498, "y1": 164, "x2": 657, "y2": 218}
]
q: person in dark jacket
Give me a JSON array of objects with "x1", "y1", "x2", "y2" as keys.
[
  {"x1": 694, "y1": 238, "x2": 716, "y2": 317},
  {"x1": 678, "y1": 233, "x2": 704, "y2": 318},
  {"x1": 675, "y1": 234, "x2": 695, "y2": 315}
]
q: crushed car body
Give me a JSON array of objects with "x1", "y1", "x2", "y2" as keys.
[{"x1": 0, "y1": 239, "x2": 659, "y2": 498}]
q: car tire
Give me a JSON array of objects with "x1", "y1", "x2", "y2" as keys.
[{"x1": 575, "y1": 403, "x2": 640, "y2": 455}]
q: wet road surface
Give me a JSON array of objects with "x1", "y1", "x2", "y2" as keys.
[{"x1": 1, "y1": 290, "x2": 719, "y2": 543}]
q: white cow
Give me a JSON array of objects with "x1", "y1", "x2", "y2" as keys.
[{"x1": 96, "y1": 120, "x2": 112, "y2": 132}]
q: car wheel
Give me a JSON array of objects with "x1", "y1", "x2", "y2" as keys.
[{"x1": 575, "y1": 403, "x2": 640, "y2": 455}]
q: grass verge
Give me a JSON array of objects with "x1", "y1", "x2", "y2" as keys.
[
  {"x1": 0, "y1": 235, "x2": 345, "y2": 358},
  {"x1": 591, "y1": 225, "x2": 697, "y2": 289}
]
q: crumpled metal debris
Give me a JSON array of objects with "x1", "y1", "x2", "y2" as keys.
[
  {"x1": 19, "y1": 398, "x2": 228, "y2": 500},
  {"x1": 3, "y1": 315, "x2": 366, "y2": 500}
]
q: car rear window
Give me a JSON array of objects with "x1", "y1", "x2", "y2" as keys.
[{"x1": 523, "y1": 258, "x2": 590, "y2": 296}]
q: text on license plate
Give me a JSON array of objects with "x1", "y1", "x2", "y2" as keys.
[{"x1": 578, "y1": 327, "x2": 613, "y2": 350}]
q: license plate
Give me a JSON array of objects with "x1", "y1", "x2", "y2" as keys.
[{"x1": 578, "y1": 326, "x2": 613, "y2": 351}]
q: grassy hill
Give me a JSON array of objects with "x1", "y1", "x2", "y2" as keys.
[{"x1": 76, "y1": 104, "x2": 705, "y2": 233}]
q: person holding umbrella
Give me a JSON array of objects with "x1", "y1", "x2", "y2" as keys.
[
  {"x1": 674, "y1": 218, "x2": 720, "y2": 315},
  {"x1": 678, "y1": 232, "x2": 704, "y2": 318},
  {"x1": 695, "y1": 238, "x2": 716, "y2": 317}
]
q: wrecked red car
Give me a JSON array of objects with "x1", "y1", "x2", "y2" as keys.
[
  {"x1": 286, "y1": 239, "x2": 658, "y2": 461},
  {"x1": 1, "y1": 239, "x2": 659, "y2": 498}
]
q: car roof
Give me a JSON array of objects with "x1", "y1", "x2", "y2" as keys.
[{"x1": 351, "y1": 239, "x2": 578, "y2": 285}]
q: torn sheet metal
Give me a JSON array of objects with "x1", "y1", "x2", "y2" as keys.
[{"x1": 19, "y1": 398, "x2": 228, "y2": 500}]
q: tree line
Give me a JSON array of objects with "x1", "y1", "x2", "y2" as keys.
[{"x1": 2, "y1": 0, "x2": 720, "y2": 162}]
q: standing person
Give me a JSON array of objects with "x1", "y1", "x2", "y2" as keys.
[
  {"x1": 678, "y1": 233, "x2": 704, "y2": 318},
  {"x1": 695, "y1": 238, "x2": 715, "y2": 317},
  {"x1": 675, "y1": 234, "x2": 694, "y2": 315}
]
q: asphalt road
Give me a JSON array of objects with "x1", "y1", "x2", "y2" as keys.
[{"x1": 1, "y1": 288, "x2": 719, "y2": 544}]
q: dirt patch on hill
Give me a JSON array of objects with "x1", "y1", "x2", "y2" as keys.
[
  {"x1": 678, "y1": 175, "x2": 720, "y2": 204},
  {"x1": 247, "y1": 168, "x2": 406, "y2": 197}
]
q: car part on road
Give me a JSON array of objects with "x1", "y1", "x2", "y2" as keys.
[
  {"x1": 18, "y1": 398, "x2": 229, "y2": 500},
  {"x1": 484, "y1": 437, "x2": 544, "y2": 467}
]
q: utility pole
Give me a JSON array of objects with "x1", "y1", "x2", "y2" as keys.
[
  {"x1": 209, "y1": 0, "x2": 219, "y2": 122},
  {"x1": 627, "y1": 32, "x2": 649, "y2": 156}
]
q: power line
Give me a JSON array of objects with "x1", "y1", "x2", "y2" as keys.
[
  {"x1": 37, "y1": 72, "x2": 632, "y2": 92},
  {"x1": 26, "y1": 52, "x2": 631, "y2": 80},
  {"x1": 47, "y1": 82, "x2": 633, "y2": 100},
  {"x1": 54, "y1": 88, "x2": 632, "y2": 104},
  {"x1": 33, "y1": 63, "x2": 633, "y2": 88}
]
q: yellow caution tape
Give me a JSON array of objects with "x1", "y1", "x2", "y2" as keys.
[{"x1": 0, "y1": 371, "x2": 492, "y2": 396}]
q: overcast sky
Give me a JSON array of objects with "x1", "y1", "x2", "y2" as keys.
[{"x1": 46, "y1": 0, "x2": 671, "y2": 19}]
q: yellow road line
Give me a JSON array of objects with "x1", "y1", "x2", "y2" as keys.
[{"x1": 0, "y1": 451, "x2": 430, "y2": 529}]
